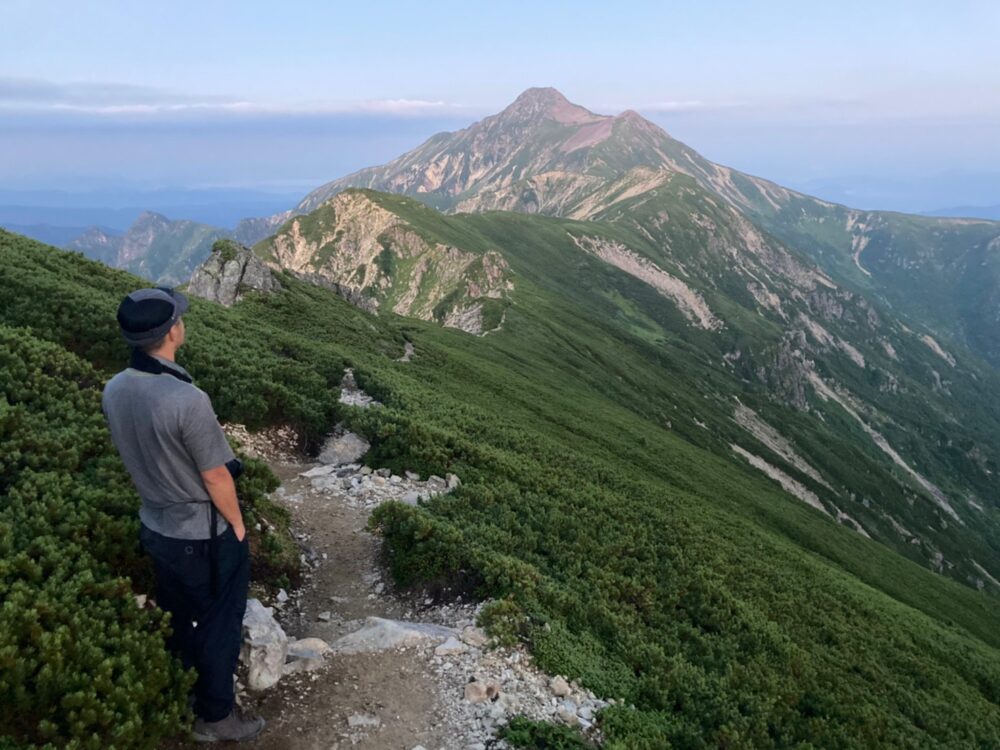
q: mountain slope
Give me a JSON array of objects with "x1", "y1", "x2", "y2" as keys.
[
  {"x1": 67, "y1": 211, "x2": 228, "y2": 285},
  {"x1": 247, "y1": 188, "x2": 1000, "y2": 595},
  {"x1": 4, "y1": 229, "x2": 1000, "y2": 747},
  {"x1": 298, "y1": 87, "x2": 1000, "y2": 368}
]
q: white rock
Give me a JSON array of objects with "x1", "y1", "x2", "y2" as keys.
[
  {"x1": 287, "y1": 637, "x2": 330, "y2": 660},
  {"x1": 556, "y1": 705, "x2": 579, "y2": 725},
  {"x1": 464, "y1": 681, "x2": 489, "y2": 704},
  {"x1": 318, "y1": 431, "x2": 370, "y2": 466},
  {"x1": 446, "y1": 473, "x2": 462, "y2": 489},
  {"x1": 299, "y1": 464, "x2": 336, "y2": 478},
  {"x1": 401, "y1": 491, "x2": 421, "y2": 505},
  {"x1": 332, "y1": 617, "x2": 456, "y2": 655},
  {"x1": 317, "y1": 611, "x2": 332, "y2": 622},
  {"x1": 460, "y1": 626, "x2": 489, "y2": 648},
  {"x1": 347, "y1": 712, "x2": 381, "y2": 728},
  {"x1": 241, "y1": 599, "x2": 288, "y2": 691},
  {"x1": 549, "y1": 675, "x2": 571, "y2": 697},
  {"x1": 435, "y1": 636, "x2": 469, "y2": 656},
  {"x1": 405, "y1": 470, "x2": 420, "y2": 480},
  {"x1": 276, "y1": 588, "x2": 288, "y2": 603}
]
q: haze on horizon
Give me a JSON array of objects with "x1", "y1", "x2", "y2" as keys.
[{"x1": 2, "y1": 0, "x2": 999, "y2": 214}]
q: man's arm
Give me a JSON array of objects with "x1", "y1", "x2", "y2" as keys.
[
  {"x1": 180, "y1": 389, "x2": 243, "y2": 540},
  {"x1": 201, "y1": 465, "x2": 246, "y2": 541}
]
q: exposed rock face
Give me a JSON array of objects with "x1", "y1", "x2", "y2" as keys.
[
  {"x1": 186, "y1": 239, "x2": 281, "y2": 306},
  {"x1": 255, "y1": 190, "x2": 513, "y2": 334},
  {"x1": 296, "y1": 87, "x2": 745, "y2": 218},
  {"x1": 572, "y1": 234, "x2": 722, "y2": 330}
]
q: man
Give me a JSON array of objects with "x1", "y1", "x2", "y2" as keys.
[{"x1": 102, "y1": 286, "x2": 265, "y2": 743}]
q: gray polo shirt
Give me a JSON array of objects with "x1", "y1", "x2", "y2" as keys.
[{"x1": 102, "y1": 356, "x2": 234, "y2": 540}]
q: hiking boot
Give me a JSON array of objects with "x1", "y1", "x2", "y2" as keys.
[{"x1": 192, "y1": 708, "x2": 265, "y2": 743}]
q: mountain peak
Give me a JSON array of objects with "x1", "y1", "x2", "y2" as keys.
[{"x1": 499, "y1": 87, "x2": 604, "y2": 125}]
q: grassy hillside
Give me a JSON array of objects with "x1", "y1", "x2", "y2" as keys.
[
  {"x1": 737, "y1": 187, "x2": 1000, "y2": 368},
  {"x1": 3, "y1": 226, "x2": 1000, "y2": 747}
]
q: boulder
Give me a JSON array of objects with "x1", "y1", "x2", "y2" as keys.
[
  {"x1": 434, "y1": 636, "x2": 468, "y2": 656},
  {"x1": 318, "y1": 431, "x2": 371, "y2": 466},
  {"x1": 460, "y1": 626, "x2": 489, "y2": 648},
  {"x1": 283, "y1": 637, "x2": 330, "y2": 675},
  {"x1": 241, "y1": 599, "x2": 288, "y2": 691},
  {"x1": 331, "y1": 617, "x2": 456, "y2": 655},
  {"x1": 549, "y1": 675, "x2": 571, "y2": 697},
  {"x1": 299, "y1": 464, "x2": 337, "y2": 478}
]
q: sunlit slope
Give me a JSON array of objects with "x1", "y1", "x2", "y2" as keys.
[
  {"x1": 4, "y1": 228, "x2": 1000, "y2": 746},
  {"x1": 285, "y1": 188, "x2": 1000, "y2": 592},
  {"x1": 735, "y1": 186, "x2": 1000, "y2": 366},
  {"x1": 299, "y1": 87, "x2": 1000, "y2": 370}
]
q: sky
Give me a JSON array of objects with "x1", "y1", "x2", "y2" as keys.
[{"x1": 1, "y1": 0, "x2": 998, "y2": 212}]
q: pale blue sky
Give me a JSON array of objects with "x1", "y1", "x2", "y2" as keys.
[{"x1": 1, "y1": 0, "x2": 998, "y2": 211}]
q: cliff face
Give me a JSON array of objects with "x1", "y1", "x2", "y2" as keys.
[
  {"x1": 254, "y1": 191, "x2": 512, "y2": 334},
  {"x1": 187, "y1": 239, "x2": 281, "y2": 307}
]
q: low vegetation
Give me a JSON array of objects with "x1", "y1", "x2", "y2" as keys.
[{"x1": 2, "y1": 225, "x2": 1000, "y2": 748}]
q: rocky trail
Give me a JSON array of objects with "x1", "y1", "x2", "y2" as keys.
[{"x1": 167, "y1": 378, "x2": 610, "y2": 749}]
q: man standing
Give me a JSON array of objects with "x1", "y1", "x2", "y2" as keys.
[{"x1": 102, "y1": 287, "x2": 265, "y2": 743}]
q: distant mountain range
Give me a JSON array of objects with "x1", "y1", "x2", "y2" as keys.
[
  {"x1": 923, "y1": 204, "x2": 1000, "y2": 221},
  {"x1": 64, "y1": 209, "x2": 291, "y2": 285}
]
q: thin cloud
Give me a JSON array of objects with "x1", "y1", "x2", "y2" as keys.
[
  {"x1": 0, "y1": 76, "x2": 465, "y2": 119},
  {"x1": 643, "y1": 100, "x2": 712, "y2": 112}
]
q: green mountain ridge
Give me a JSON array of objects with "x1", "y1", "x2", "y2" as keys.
[
  {"x1": 3, "y1": 227, "x2": 1000, "y2": 747},
  {"x1": 67, "y1": 210, "x2": 228, "y2": 286},
  {"x1": 264, "y1": 187, "x2": 1000, "y2": 593},
  {"x1": 300, "y1": 87, "x2": 1000, "y2": 368}
]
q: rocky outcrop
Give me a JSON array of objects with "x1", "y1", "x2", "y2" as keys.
[
  {"x1": 186, "y1": 239, "x2": 281, "y2": 306},
  {"x1": 241, "y1": 598, "x2": 289, "y2": 691},
  {"x1": 255, "y1": 191, "x2": 513, "y2": 333}
]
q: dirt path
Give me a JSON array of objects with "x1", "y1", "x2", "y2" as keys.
[
  {"x1": 165, "y1": 443, "x2": 609, "y2": 749},
  {"x1": 164, "y1": 460, "x2": 463, "y2": 750},
  {"x1": 244, "y1": 462, "x2": 457, "y2": 749}
]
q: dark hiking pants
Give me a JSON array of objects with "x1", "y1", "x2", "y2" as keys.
[{"x1": 139, "y1": 523, "x2": 249, "y2": 722}]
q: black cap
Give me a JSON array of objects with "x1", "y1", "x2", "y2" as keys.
[{"x1": 116, "y1": 286, "x2": 189, "y2": 347}]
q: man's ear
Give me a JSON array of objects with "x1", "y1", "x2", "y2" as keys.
[{"x1": 167, "y1": 319, "x2": 183, "y2": 344}]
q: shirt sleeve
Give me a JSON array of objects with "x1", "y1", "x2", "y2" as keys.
[{"x1": 180, "y1": 390, "x2": 236, "y2": 472}]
